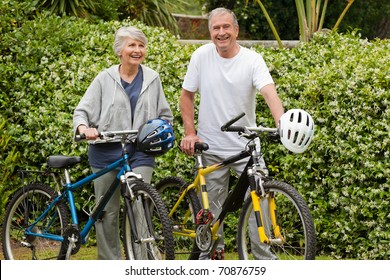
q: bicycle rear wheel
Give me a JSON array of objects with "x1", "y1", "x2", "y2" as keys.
[
  {"x1": 122, "y1": 181, "x2": 175, "y2": 260},
  {"x1": 2, "y1": 183, "x2": 69, "y2": 260},
  {"x1": 155, "y1": 176, "x2": 202, "y2": 260},
  {"x1": 237, "y1": 180, "x2": 316, "y2": 260}
]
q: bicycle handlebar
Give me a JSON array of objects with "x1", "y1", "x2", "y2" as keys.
[
  {"x1": 75, "y1": 134, "x2": 86, "y2": 141},
  {"x1": 220, "y1": 113, "x2": 279, "y2": 136},
  {"x1": 75, "y1": 130, "x2": 138, "y2": 143},
  {"x1": 221, "y1": 112, "x2": 246, "y2": 131},
  {"x1": 222, "y1": 125, "x2": 246, "y2": 132}
]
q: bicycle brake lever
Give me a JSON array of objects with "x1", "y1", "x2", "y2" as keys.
[
  {"x1": 100, "y1": 132, "x2": 113, "y2": 138},
  {"x1": 268, "y1": 131, "x2": 280, "y2": 142},
  {"x1": 238, "y1": 127, "x2": 257, "y2": 139}
]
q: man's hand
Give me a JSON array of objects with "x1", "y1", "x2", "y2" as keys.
[{"x1": 180, "y1": 134, "x2": 201, "y2": 156}]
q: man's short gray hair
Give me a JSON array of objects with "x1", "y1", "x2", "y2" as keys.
[{"x1": 208, "y1": 7, "x2": 239, "y2": 29}]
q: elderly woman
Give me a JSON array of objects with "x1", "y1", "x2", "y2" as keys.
[{"x1": 73, "y1": 26, "x2": 173, "y2": 259}]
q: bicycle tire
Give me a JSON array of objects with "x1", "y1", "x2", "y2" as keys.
[
  {"x1": 122, "y1": 181, "x2": 175, "y2": 260},
  {"x1": 237, "y1": 180, "x2": 316, "y2": 260},
  {"x1": 2, "y1": 183, "x2": 70, "y2": 260},
  {"x1": 155, "y1": 176, "x2": 202, "y2": 260}
]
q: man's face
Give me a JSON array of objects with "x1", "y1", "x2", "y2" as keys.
[{"x1": 209, "y1": 12, "x2": 239, "y2": 55}]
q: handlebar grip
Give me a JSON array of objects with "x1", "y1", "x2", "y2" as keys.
[
  {"x1": 75, "y1": 133, "x2": 86, "y2": 141},
  {"x1": 224, "y1": 126, "x2": 245, "y2": 132},
  {"x1": 75, "y1": 132, "x2": 103, "y2": 141},
  {"x1": 178, "y1": 142, "x2": 209, "y2": 153},
  {"x1": 221, "y1": 112, "x2": 246, "y2": 131}
]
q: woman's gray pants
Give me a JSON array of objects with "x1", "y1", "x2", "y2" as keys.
[{"x1": 91, "y1": 166, "x2": 153, "y2": 260}]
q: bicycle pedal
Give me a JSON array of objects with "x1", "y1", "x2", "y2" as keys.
[{"x1": 211, "y1": 248, "x2": 225, "y2": 260}]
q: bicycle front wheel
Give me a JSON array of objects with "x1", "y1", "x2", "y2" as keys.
[
  {"x1": 122, "y1": 181, "x2": 175, "y2": 260},
  {"x1": 155, "y1": 176, "x2": 202, "y2": 260},
  {"x1": 237, "y1": 180, "x2": 316, "y2": 260},
  {"x1": 2, "y1": 183, "x2": 69, "y2": 260}
]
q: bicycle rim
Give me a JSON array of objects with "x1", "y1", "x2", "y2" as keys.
[
  {"x1": 155, "y1": 177, "x2": 202, "y2": 260},
  {"x1": 237, "y1": 181, "x2": 316, "y2": 260},
  {"x1": 2, "y1": 183, "x2": 69, "y2": 260},
  {"x1": 122, "y1": 181, "x2": 175, "y2": 260}
]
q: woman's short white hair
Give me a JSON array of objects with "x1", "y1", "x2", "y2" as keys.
[{"x1": 113, "y1": 26, "x2": 148, "y2": 58}]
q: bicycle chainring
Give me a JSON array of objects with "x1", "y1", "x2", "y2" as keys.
[
  {"x1": 195, "y1": 224, "x2": 212, "y2": 252},
  {"x1": 61, "y1": 226, "x2": 81, "y2": 255}
]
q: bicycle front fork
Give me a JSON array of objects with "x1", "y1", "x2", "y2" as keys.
[
  {"x1": 121, "y1": 175, "x2": 155, "y2": 244},
  {"x1": 251, "y1": 191, "x2": 284, "y2": 245},
  {"x1": 249, "y1": 173, "x2": 284, "y2": 245}
]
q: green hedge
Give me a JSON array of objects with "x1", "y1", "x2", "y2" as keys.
[
  {"x1": 255, "y1": 33, "x2": 389, "y2": 259},
  {"x1": 0, "y1": 10, "x2": 388, "y2": 259},
  {"x1": 205, "y1": 0, "x2": 390, "y2": 40}
]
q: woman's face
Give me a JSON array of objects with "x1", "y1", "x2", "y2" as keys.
[{"x1": 119, "y1": 38, "x2": 146, "y2": 66}]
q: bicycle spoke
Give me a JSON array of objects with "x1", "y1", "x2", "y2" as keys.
[
  {"x1": 238, "y1": 181, "x2": 316, "y2": 260},
  {"x1": 2, "y1": 184, "x2": 69, "y2": 260}
]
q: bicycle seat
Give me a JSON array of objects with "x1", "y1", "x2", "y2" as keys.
[
  {"x1": 194, "y1": 142, "x2": 209, "y2": 152},
  {"x1": 47, "y1": 155, "x2": 81, "y2": 169}
]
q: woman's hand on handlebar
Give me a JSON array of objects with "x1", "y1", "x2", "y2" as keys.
[{"x1": 78, "y1": 125, "x2": 99, "y2": 140}]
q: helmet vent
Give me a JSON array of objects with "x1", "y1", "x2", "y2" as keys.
[{"x1": 147, "y1": 130, "x2": 158, "y2": 138}]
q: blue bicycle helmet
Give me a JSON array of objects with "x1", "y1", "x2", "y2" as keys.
[{"x1": 136, "y1": 118, "x2": 175, "y2": 156}]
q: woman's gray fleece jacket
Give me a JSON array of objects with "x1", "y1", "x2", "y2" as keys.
[{"x1": 73, "y1": 64, "x2": 173, "y2": 138}]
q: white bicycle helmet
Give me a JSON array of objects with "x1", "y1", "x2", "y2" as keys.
[{"x1": 279, "y1": 109, "x2": 315, "y2": 153}]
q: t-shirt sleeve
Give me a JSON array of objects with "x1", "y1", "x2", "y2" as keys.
[
  {"x1": 253, "y1": 55, "x2": 274, "y2": 91},
  {"x1": 182, "y1": 51, "x2": 200, "y2": 93}
]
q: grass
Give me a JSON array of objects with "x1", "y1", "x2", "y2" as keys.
[
  {"x1": 0, "y1": 243, "x2": 97, "y2": 260},
  {"x1": 0, "y1": 244, "x2": 238, "y2": 260},
  {"x1": 1, "y1": 244, "x2": 336, "y2": 260}
]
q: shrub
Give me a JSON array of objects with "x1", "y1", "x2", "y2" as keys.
[
  {"x1": 0, "y1": 9, "x2": 388, "y2": 258},
  {"x1": 253, "y1": 31, "x2": 389, "y2": 259}
]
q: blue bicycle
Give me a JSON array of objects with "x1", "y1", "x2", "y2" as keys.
[{"x1": 2, "y1": 127, "x2": 175, "y2": 260}]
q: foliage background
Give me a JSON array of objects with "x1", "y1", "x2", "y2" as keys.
[
  {"x1": 0, "y1": 0, "x2": 389, "y2": 259},
  {"x1": 202, "y1": 0, "x2": 390, "y2": 40}
]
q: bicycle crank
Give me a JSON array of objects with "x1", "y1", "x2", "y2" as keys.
[
  {"x1": 60, "y1": 226, "x2": 81, "y2": 259},
  {"x1": 195, "y1": 209, "x2": 214, "y2": 251},
  {"x1": 195, "y1": 224, "x2": 212, "y2": 251}
]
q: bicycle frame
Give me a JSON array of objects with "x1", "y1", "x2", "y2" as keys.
[
  {"x1": 157, "y1": 112, "x2": 315, "y2": 260},
  {"x1": 24, "y1": 132, "x2": 142, "y2": 245},
  {"x1": 170, "y1": 140, "x2": 282, "y2": 246}
]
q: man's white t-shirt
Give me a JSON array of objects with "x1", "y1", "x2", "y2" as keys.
[{"x1": 182, "y1": 43, "x2": 274, "y2": 156}]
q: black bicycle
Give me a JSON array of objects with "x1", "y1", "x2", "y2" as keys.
[{"x1": 156, "y1": 110, "x2": 316, "y2": 260}]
